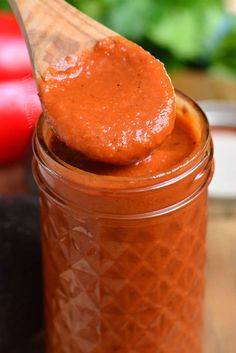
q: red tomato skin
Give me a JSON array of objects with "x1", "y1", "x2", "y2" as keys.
[
  {"x1": 0, "y1": 79, "x2": 42, "y2": 165},
  {"x1": 0, "y1": 11, "x2": 32, "y2": 81}
]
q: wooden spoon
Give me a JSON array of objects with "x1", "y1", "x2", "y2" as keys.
[{"x1": 8, "y1": 0, "x2": 115, "y2": 81}]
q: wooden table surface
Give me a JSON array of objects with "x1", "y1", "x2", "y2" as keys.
[{"x1": 1, "y1": 70, "x2": 236, "y2": 353}]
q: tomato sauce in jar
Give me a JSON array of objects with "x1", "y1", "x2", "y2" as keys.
[{"x1": 33, "y1": 91, "x2": 213, "y2": 353}]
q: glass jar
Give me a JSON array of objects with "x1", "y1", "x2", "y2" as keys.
[{"x1": 33, "y1": 91, "x2": 214, "y2": 353}]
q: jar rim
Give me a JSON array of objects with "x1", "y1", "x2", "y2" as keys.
[{"x1": 33, "y1": 89, "x2": 211, "y2": 192}]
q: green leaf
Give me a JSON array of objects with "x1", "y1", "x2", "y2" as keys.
[
  {"x1": 69, "y1": 0, "x2": 155, "y2": 40},
  {"x1": 105, "y1": 0, "x2": 155, "y2": 39},
  {"x1": 0, "y1": 0, "x2": 11, "y2": 11},
  {"x1": 211, "y1": 17, "x2": 236, "y2": 74},
  {"x1": 69, "y1": 0, "x2": 106, "y2": 21},
  {"x1": 147, "y1": 3, "x2": 224, "y2": 61}
]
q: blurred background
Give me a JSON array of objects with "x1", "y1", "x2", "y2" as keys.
[
  {"x1": 1, "y1": 0, "x2": 236, "y2": 171},
  {"x1": 0, "y1": 1, "x2": 236, "y2": 353},
  {"x1": 1, "y1": 0, "x2": 236, "y2": 168}
]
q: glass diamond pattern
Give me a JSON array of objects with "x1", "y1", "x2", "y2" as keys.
[{"x1": 40, "y1": 193, "x2": 207, "y2": 353}]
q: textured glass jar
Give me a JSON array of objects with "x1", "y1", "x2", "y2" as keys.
[{"x1": 33, "y1": 91, "x2": 213, "y2": 353}]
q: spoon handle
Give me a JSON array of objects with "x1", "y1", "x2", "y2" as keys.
[{"x1": 9, "y1": 0, "x2": 114, "y2": 79}]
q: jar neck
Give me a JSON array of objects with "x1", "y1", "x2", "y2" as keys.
[{"x1": 32, "y1": 91, "x2": 214, "y2": 218}]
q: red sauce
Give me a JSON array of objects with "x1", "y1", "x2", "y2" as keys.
[
  {"x1": 50, "y1": 116, "x2": 197, "y2": 177},
  {"x1": 39, "y1": 36, "x2": 175, "y2": 165},
  {"x1": 35, "y1": 35, "x2": 213, "y2": 353},
  {"x1": 34, "y1": 102, "x2": 211, "y2": 353}
]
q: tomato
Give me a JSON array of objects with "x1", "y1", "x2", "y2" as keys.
[
  {"x1": 0, "y1": 79, "x2": 41, "y2": 165},
  {"x1": 0, "y1": 11, "x2": 41, "y2": 165},
  {"x1": 0, "y1": 12, "x2": 32, "y2": 82}
]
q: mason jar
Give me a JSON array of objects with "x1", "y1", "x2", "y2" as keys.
[{"x1": 33, "y1": 91, "x2": 214, "y2": 353}]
